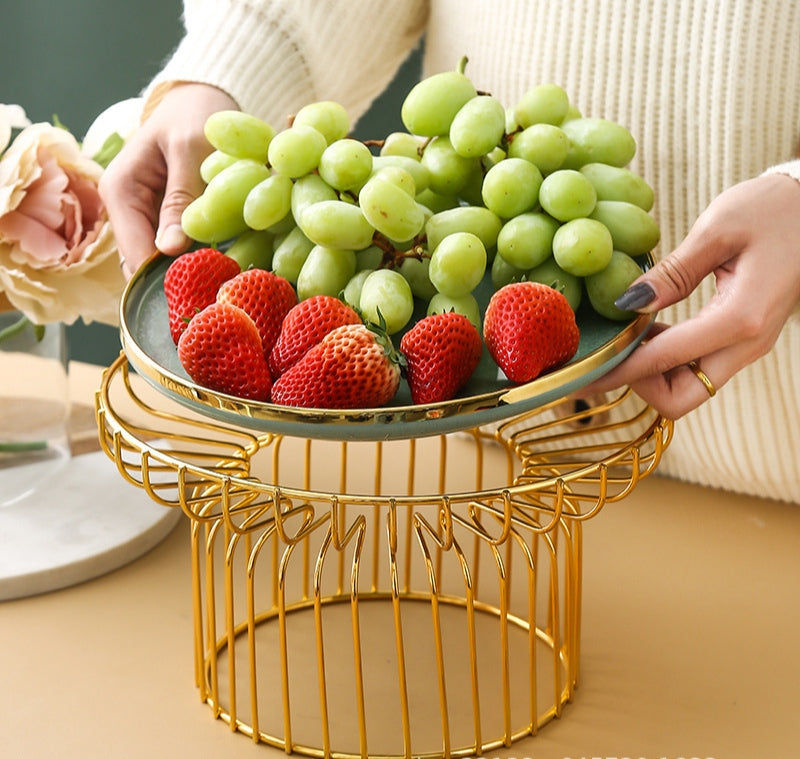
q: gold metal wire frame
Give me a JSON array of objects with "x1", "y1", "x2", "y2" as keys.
[{"x1": 96, "y1": 354, "x2": 672, "y2": 758}]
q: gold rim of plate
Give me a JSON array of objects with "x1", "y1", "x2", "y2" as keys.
[{"x1": 119, "y1": 252, "x2": 654, "y2": 437}]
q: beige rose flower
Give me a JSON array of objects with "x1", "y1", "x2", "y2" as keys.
[{"x1": 0, "y1": 122, "x2": 124, "y2": 326}]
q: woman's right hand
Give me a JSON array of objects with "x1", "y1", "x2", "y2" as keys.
[{"x1": 99, "y1": 82, "x2": 239, "y2": 277}]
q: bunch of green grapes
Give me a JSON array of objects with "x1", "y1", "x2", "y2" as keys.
[{"x1": 182, "y1": 58, "x2": 660, "y2": 333}]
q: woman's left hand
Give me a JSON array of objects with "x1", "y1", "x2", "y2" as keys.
[{"x1": 581, "y1": 172, "x2": 800, "y2": 419}]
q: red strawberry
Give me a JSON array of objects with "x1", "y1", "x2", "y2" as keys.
[
  {"x1": 177, "y1": 302, "x2": 272, "y2": 401},
  {"x1": 164, "y1": 248, "x2": 241, "y2": 343},
  {"x1": 483, "y1": 281, "x2": 580, "y2": 383},
  {"x1": 271, "y1": 323, "x2": 401, "y2": 409},
  {"x1": 268, "y1": 295, "x2": 362, "y2": 378},
  {"x1": 216, "y1": 268, "x2": 297, "y2": 358},
  {"x1": 399, "y1": 312, "x2": 482, "y2": 404}
]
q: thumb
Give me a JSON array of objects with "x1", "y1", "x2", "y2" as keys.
[
  {"x1": 155, "y1": 155, "x2": 208, "y2": 256},
  {"x1": 613, "y1": 233, "x2": 719, "y2": 313}
]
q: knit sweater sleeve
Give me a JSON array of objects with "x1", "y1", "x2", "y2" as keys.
[{"x1": 142, "y1": 0, "x2": 429, "y2": 128}]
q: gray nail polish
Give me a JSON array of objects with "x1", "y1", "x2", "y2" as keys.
[{"x1": 614, "y1": 281, "x2": 656, "y2": 311}]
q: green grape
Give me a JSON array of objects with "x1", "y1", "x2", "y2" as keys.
[
  {"x1": 200, "y1": 150, "x2": 239, "y2": 183},
  {"x1": 552, "y1": 217, "x2": 614, "y2": 276},
  {"x1": 490, "y1": 252, "x2": 528, "y2": 289},
  {"x1": 449, "y1": 94, "x2": 506, "y2": 157},
  {"x1": 397, "y1": 255, "x2": 438, "y2": 300},
  {"x1": 415, "y1": 188, "x2": 459, "y2": 213},
  {"x1": 456, "y1": 161, "x2": 486, "y2": 206},
  {"x1": 589, "y1": 200, "x2": 661, "y2": 255},
  {"x1": 401, "y1": 61, "x2": 478, "y2": 137},
  {"x1": 358, "y1": 173, "x2": 427, "y2": 242},
  {"x1": 243, "y1": 173, "x2": 293, "y2": 230},
  {"x1": 183, "y1": 159, "x2": 270, "y2": 242},
  {"x1": 496, "y1": 212, "x2": 559, "y2": 269},
  {"x1": 292, "y1": 100, "x2": 350, "y2": 144},
  {"x1": 585, "y1": 250, "x2": 644, "y2": 320},
  {"x1": 420, "y1": 135, "x2": 479, "y2": 195},
  {"x1": 561, "y1": 117, "x2": 637, "y2": 169},
  {"x1": 342, "y1": 269, "x2": 374, "y2": 309},
  {"x1": 225, "y1": 229, "x2": 275, "y2": 270},
  {"x1": 299, "y1": 200, "x2": 375, "y2": 250},
  {"x1": 204, "y1": 110, "x2": 276, "y2": 162},
  {"x1": 371, "y1": 155, "x2": 431, "y2": 193},
  {"x1": 359, "y1": 269, "x2": 415, "y2": 334},
  {"x1": 380, "y1": 131, "x2": 425, "y2": 159},
  {"x1": 427, "y1": 292, "x2": 481, "y2": 331},
  {"x1": 266, "y1": 211, "x2": 298, "y2": 235},
  {"x1": 267, "y1": 124, "x2": 327, "y2": 178},
  {"x1": 272, "y1": 225, "x2": 315, "y2": 283},
  {"x1": 514, "y1": 84, "x2": 570, "y2": 128},
  {"x1": 370, "y1": 164, "x2": 417, "y2": 196},
  {"x1": 425, "y1": 206, "x2": 503, "y2": 253},
  {"x1": 481, "y1": 157, "x2": 543, "y2": 218},
  {"x1": 507, "y1": 123, "x2": 568, "y2": 174},
  {"x1": 483, "y1": 145, "x2": 507, "y2": 169},
  {"x1": 560, "y1": 103, "x2": 583, "y2": 124},
  {"x1": 296, "y1": 245, "x2": 356, "y2": 300},
  {"x1": 429, "y1": 232, "x2": 487, "y2": 297},
  {"x1": 527, "y1": 256, "x2": 583, "y2": 311},
  {"x1": 291, "y1": 173, "x2": 337, "y2": 221},
  {"x1": 538, "y1": 169, "x2": 597, "y2": 221},
  {"x1": 355, "y1": 244, "x2": 385, "y2": 271},
  {"x1": 318, "y1": 138, "x2": 374, "y2": 191},
  {"x1": 579, "y1": 163, "x2": 654, "y2": 211}
]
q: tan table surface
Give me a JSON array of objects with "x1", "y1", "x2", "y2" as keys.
[{"x1": 3, "y1": 362, "x2": 799, "y2": 759}]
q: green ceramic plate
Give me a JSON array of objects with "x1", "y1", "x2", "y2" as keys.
[{"x1": 120, "y1": 253, "x2": 653, "y2": 441}]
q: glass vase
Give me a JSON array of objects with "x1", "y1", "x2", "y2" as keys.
[{"x1": 0, "y1": 309, "x2": 70, "y2": 507}]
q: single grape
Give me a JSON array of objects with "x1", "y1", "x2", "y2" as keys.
[
  {"x1": 397, "y1": 255, "x2": 438, "y2": 300},
  {"x1": 415, "y1": 188, "x2": 459, "y2": 213},
  {"x1": 589, "y1": 200, "x2": 661, "y2": 255},
  {"x1": 296, "y1": 245, "x2": 356, "y2": 300},
  {"x1": 292, "y1": 100, "x2": 350, "y2": 144},
  {"x1": 342, "y1": 269, "x2": 374, "y2": 309},
  {"x1": 225, "y1": 229, "x2": 275, "y2": 270},
  {"x1": 299, "y1": 199, "x2": 376, "y2": 250},
  {"x1": 318, "y1": 138, "x2": 374, "y2": 191},
  {"x1": 204, "y1": 110, "x2": 275, "y2": 162},
  {"x1": 370, "y1": 164, "x2": 417, "y2": 196},
  {"x1": 507, "y1": 123, "x2": 568, "y2": 174},
  {"x1": 496, "y1": 212, "x2": 559, "y2": 269},
  {"x1": 358, "y1": 173, "x2": 427, "y2": 242},
  {"x1": 401, "y1": 61, "x2": 477, "y2": 136},
  {"x1": 425, "y1": 205, "x2": 503, "y2": 253},
  {"x1": 200, "y1": 150, "x2": 239, "y2": 183},
  {"x1": 449, "y1": 94, "x2": 506, "y2": 157},
  {"x1": 359, "y1": 269, "x2": 415, "y2": 334},
  {"x1": 585, "y1": 250, "x2": 644, "y2": 320},
  {"x1": 527, "y1": 256, "x2": 583, "y2": 311},
  {"x1": 429, "y1": 232, "x2": 487, "y2": 297},
  {"x1": 490, "y1": 253, "x2": 528, "y2": 289},
  {"x1": 380, "y1": 131, "x2": 426, "y2": 159},
  {"x1": 355, "y1": 244, "x2": 385, "y2": 271},
  {"x1": 371, "y1": 155, "x2": 431, "y2": 193},
  {"x1": 552, "y1": 217, "x2": 614, "y2": 276},
  {"x1": 538, "y1": 169, "x2": 597, "y2": 221},
  {"x1": 271, "y1": 225, "x2": 315, "y2": 283},
  {"x1": 291, "y1": 173, "x2": 337, "y2": 221},
  {"x1": 243, "y1": 173, "x2": 293, "y2": 230},
  {"x1": 427, "y1": 291, "x2": 482, "y2": 331},
  {"x1": 579, "y1": 163, "x2": 654, "y2": 211},
  {"x1": 561, "y1": 117, "x2": 637, "y2": 169},
  {"x1": 267, "y1": 124, "x2": 327, "y2": 178},
  {"x1": 514, "y1": 84, "x2": 570, "y2": 128},
  {"x1": 183, "y1": 159, "x2": 270, "y2": 242},
  {"x1": 481, "y1": 157, "x2": 543, "y2": 218},
  {"x1": 420, "y1": 135, "x2": 480, "y2": 196}
]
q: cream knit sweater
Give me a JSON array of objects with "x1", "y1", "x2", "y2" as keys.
[{"x1": 145, "y1": 0, "x2": 800, "y2": 503}]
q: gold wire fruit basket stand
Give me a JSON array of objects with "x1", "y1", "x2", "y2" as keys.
[{"x1": 96, "y1": 350, "x2": 672, "y2": 758}]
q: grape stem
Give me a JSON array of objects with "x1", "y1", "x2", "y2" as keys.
[{"x1": 372, "y1": 232, "x2": 429, "y2": 269}]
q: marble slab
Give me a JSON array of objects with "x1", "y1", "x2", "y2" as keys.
[{"x1": 0, "y1": 449, "x2": 181, "y2": 601}]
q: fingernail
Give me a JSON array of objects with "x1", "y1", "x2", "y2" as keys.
[
  {"x1": 155, "y1": 223, "x2": 188, "y2": 252},
  {"x1": 615, "y1": 281, "x2": 657, "y2": 312}
]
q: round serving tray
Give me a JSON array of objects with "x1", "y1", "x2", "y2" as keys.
[{"x1": 120, "y1": 253, "x2": 653, "y2": 441}]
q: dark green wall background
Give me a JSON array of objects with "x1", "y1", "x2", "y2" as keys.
[{"x1": 1, "y1": 1, "x2": 421, "y2": 365}]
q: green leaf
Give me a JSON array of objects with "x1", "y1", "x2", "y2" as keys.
[{"x1": 91, "y1": 131, "x2": 125, "y2": 169}]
